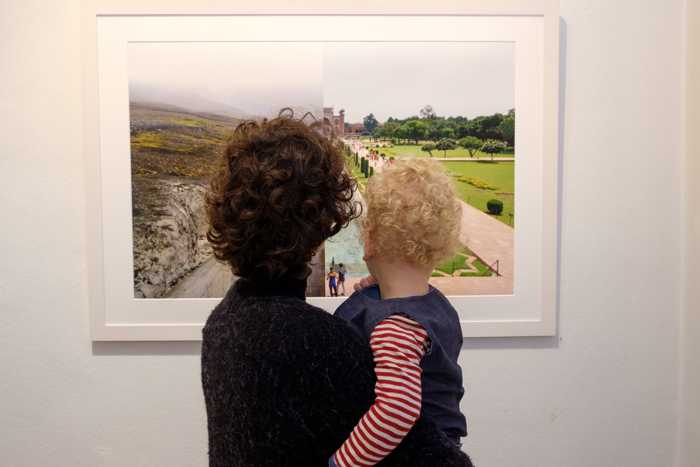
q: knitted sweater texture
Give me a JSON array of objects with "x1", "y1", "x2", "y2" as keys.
[{"x1": 201, "y1": 279, "x2": 473, "y2": 467}]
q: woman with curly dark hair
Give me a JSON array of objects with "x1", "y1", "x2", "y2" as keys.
[{"x1": 200, "y1": 113, "x2": 472, "y2": 467}]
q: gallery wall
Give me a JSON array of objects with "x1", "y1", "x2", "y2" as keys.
[
  {"x1": 680, "y1": 0, "x2": 700, "y2": 466},
  {"x1": 0, "y1": 1, "x2": 689, "y2": 466}
]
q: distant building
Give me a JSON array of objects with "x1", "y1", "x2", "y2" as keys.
[
  {"x1": 323, "y1": 107, "x2": 345, "y2": 137},
  {"x1": 345, "y1": 122, "x2": 366, "y2": 136}
]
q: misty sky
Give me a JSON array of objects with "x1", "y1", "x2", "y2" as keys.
[
  {"x1": 322, "y1": 43, "x2": 514, "y2": 122},
  {"x1": 128, "y1": 42, "x2": 513, "y2": 122},
  {"x1": 128, "y1": 42, "x2": 323, "y2": 118}
]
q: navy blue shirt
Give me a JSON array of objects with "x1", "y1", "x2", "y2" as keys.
[{"x1": 334, "y1": 284, "x2": 468, "y2": 440}]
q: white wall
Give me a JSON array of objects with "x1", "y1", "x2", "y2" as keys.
[
  {"x1": 679, "y1": 0, "x2": 700, "y2": 466},
  {"x1": 0, "y1": 1, "x2": 687, "y2": 466}
]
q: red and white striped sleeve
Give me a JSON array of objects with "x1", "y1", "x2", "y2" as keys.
[{"x1": 332, "y1": 314, "x2": 430, "y2": 467}]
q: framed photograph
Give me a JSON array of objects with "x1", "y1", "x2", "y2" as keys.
[{"x1": 83, "y1": 0, "x2": 559, "y2": 340}]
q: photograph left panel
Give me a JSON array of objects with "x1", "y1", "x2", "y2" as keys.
[{"x1": 128, "y1": 42, "x2": 324, "y2": 299}]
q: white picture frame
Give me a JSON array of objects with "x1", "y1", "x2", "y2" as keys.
[{"x1": 82, "y1": 0, "x2": 559, "y2": 341}]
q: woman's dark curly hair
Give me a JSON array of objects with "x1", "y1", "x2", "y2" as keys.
[{"x1": 206, "y1": 112, "x2": 359, "y2": 281}]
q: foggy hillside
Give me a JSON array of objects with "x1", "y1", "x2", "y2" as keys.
[{"x1": 129, "y1": 84, "x2": 322, "y2": 121}]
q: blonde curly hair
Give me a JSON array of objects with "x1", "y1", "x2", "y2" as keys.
[{"x1": 363, "y1": 159, "x2": 463, "y2": 267}]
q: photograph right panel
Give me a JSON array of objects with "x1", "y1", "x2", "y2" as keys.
[{"x1": 322, "y1": 42, "x2": 514, "y2": 296}]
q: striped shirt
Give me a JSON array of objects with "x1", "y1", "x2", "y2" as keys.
[{"x1": 331, "y1": 314, "x2": 430, "y2": 467}]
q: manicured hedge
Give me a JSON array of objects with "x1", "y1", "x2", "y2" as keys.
[{"x1": 487, "y1": 199, "x2": 504, "y2": 215}]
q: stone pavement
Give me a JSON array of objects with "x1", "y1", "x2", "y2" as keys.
[{"x1": 457, "y1": 200, "x2": 514, "y2": 294}]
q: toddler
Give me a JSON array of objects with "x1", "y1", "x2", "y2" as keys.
[{"x1": 330, "y1": 159, "x2": 468, "y2": 467}]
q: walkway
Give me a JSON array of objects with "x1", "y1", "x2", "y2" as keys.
[
  {"x1": 458, "y1": 200, "x2": 514, "y2": 280},
  {"x1": 344, "y1": 139, "x2": 515, "y2": 295},
  {"x1": 433, "y1": 200, "x2": 514, "y2": 295},
  {"x1": 165, "y1": 257, "x2": 235, "y2": 298},
  {"x1": 429, "y1": 157, "x2": 514, "y2": 162}
]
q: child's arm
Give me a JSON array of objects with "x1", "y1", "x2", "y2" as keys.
[{"x1": 330, "y1": 314, "x2": 430, "y2": 467}]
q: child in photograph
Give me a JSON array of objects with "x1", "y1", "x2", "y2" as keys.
[{"x1": 330, "y1": 159, "x2": 468, "y2": 467}]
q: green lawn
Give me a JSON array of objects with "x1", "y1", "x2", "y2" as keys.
[
  {"x1": 129, "y1": 104, "x2": 238, "y2": 179},
  {"x1": 432, "y1": 246, "x2": 493, "y2": 277},
  {"x1": 344, "y1": 149, "x2": 515, "y2": 226},
  {"x1": 365, "y1": 142, "x2": 514, "y2": 160},
  {"x1": 441, "y1": 160, "x2": 515, "y2": 226},
  {"x1": 436, "y1": 251, "x2": 468, "y2": 272}
]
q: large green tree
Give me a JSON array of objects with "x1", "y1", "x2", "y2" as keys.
[
  {"x1": 421, "y1": 142, "x2": 436, "y2": 157},
  {"x1": 378, "y1": 121, "x2": 400, "y2": 141},
  {"x1": 458, "y1": 136, "x2": 483, "y2": 158},
  {"x1": 363, "y1": 113, "x2": 379, "y2": 133},
  {"x1": 404, "y1": 120, "x2": 428, "y2": 144},
  {"x1": 427, "y1": 122, "x2": 443, "y2": 141},
  {"x1": 481, "y1": 139, "x2": 508, "y2": 161},
  {"x1": 436, "y1": 138, "x2": 457, "y2": 156},
  {"x1": 498, "y1": 113, "x2": 515, "y2": 146},
  {"x1": 467, "y1": 113, "x2": 505, "y2": 140},
  {"x1": 396, "y1": 124, "x2": 411, "y2": 144},
  {"x1": 440, "y1": 127, "x2": 456, "y2": 139}
]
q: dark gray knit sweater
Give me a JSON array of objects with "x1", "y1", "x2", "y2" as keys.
[{"x1": 201, "y1": 278, "x2": 473, "y2": 467}]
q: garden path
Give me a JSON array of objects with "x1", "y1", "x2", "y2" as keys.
[
  {"x1": 165, "y1": 257, "x2": 235, "y2": 298},
  {"x1": 423, "y1": 204, "x2": 514, "y2": 295},
  {"x1": 457, "y1": 200, "x2": 514, "y2": 280},
  {"x1": 429, "y1": 157, "x2": 514, "y2": 162}
]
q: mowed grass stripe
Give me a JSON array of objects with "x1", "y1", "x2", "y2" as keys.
[{"x1": 440, "y1": 160, "x2": 515, "y2": 226}]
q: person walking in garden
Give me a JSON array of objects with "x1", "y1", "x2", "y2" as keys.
[
  {"x1": 337, "y1": 263, "x2": 347, "y2": 296},
  {"x1": 327, "y1": 267, "x2": 339, "y2": 296}
]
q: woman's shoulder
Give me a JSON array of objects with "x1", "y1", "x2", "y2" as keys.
[
  {"x1": 201, "y1": 287, "x2": 374, "y2": 401},
  {"x1": 271, "y1": 298, "x2": 368, "y2": 349},
  {"x1": 203, "y1": 290, "x2": 363, "y2": 349}
]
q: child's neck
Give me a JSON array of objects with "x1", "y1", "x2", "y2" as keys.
[{"x1": 372, "y1": 261, "x2": 431, "y2": 300}]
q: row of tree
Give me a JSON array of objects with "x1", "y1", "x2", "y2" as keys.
[
  {"x1": 355, "y1": 153, "x2": 374, "y2": 178},
  {"x1": 361, "y1": 106, "x2": 515, "y2": 146},
  {"x1": 421, "y1": 137, "x2": 508, "y2": 160}
]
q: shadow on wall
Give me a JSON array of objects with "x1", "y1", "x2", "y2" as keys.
[
  {"x1": 92, "y1": 341, "x2": 202, "y2": 356},
  {"x1": 464, "y1": 18, "x2": 567, "y2": 352},
  {"x1": 462, "y1": 336, "x2": 560, "y2": 350}
]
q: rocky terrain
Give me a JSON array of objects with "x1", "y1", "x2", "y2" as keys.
[
  {"x1": 129, "y1": 102, "x2": 329, "y2": 298},
  {"x1": 130, "y1": 103, "x2": 238, "y2": 298},
  {"x1": 132, "y1": 177, "x2": 215, "y2": 298}
]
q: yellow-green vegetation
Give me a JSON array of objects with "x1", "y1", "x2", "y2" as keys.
[
  {"x1": 442, "y1": 160, "x2": 515, "y2": 226},
  {"x1": 458, "y1": 176, "x2": 498, "y2": 191},
  {"x1": 172, "y1": 117, "x2": 208, "y2": 127},
  {"x1": 432, "y1": 246, "x2": 493, "y2": 277},
  {"x1": 131, "y1": 131, "x2": 167, "y2": 150},
  {"x1": 130, "y1": 103, "x2": 240, "y2": 179},
  {"x1": 132, "y1": 129, "x2": 222, "y2": 156}
]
